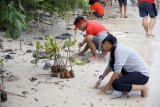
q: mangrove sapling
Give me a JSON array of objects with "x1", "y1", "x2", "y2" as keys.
[
  {"x1": 0, "y1": 59, "x2": 7, "y2": 102},
  {"x1": 35, "y1": 14, "x2": 40, "y2": 65},
  {"x1": 64, "y1": 37, "x2": 77, "y2": 77},
  {"x1": 43, "y1": 35, "x2": 62, "y2": 77}
]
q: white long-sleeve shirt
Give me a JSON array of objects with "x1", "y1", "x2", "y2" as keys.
[{"x1": 107, "y1": 44, "x2": 149, "y2": 76}]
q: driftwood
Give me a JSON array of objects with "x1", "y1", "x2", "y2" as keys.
[{"x1": 5, "y1": 91, "x2": 27, "y2": 98}]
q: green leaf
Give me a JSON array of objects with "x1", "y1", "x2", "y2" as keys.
[{"x1": 36, "y1": 41, "x2": 43, "y2": 49}]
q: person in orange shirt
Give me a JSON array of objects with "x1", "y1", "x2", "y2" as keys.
[
  {"x1": 89, "y1": 0, "x2": 104, "y2": 18},
  {"x1": 74, "y1": 16, "x2": 109, "y2": 60}
]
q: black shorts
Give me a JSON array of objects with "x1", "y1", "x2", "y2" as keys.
[
  {"x1": 118, "y1": 0, "x2": 127, "y2": 6},
  {"x1": 138, "y1": 2, "x2": 157, "y2": 18}
]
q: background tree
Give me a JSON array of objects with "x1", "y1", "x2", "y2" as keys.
[{"x1": 0, "y1": 0, "x2": 89, "y2": 40}]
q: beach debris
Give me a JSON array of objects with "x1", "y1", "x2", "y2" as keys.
[
  {"x1": 55, "y1": 33, "x2": 72, "y2": 40},
  {"x1": 7, "y1": 75, "x2": 20, "y2": 82},
  {"x1": 4, "y1": 55, "x2": 14, "y2": 59},
  {"x1": 29, "y1": 77, "x2": 38, "y2": 82},
  {"x1": 53, "y1": 81, "x2": 63, "y2": 85},
  {"x1": 34, "y1": 98, "x2": 38, "y2": 101},
  {"x1": 30, "y1": 60, "x2": 36, "y2": 64},
  {"x1": 33, "y1": 37, "x2": 44, "y2": 40},
  {"x1": 43, "y1": 62, "x2": 51, "y2": 70},
  {"x1": 4, "y1": 49, "x2": 13, "y2": 52},
  {"x1": 8, "y1": 52, "x2": 16, "y2": 54},
  {"x1": 5, "y1": 91, "x2": 26, "y2": 98},
  {"x1": 26, "y1": 49, "x2": 33, "y2": 53},
  {"x1": 22, "y1": 91, "x2": 29, "y2": 96}
]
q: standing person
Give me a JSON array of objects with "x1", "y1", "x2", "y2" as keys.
[
  {"x1": 74, "y1": 16, "x2": 109, "y2": 60},
  {"x1": 89, "y1": 0, "x2": 105, "y2": 18},
  {"x1": 0, "y1": 84, "x2": 5, "y2": 91},
  {"x1": 157, "y1": 0, "x2": 160, "y2": 10},
  {"x1": 95, "y1": 34, "x2": 149, "y2": 97},
  {"x1": 138, "y1": 0, "x2": 157, "y2": 37},
  {"x1": 118, "y1": 0, "x2": 128, "y2": 18}
]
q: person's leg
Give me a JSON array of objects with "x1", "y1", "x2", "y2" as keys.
[
  {"x1": 132, "y1": 84, "x2": 149, "y2": 97},
  {"x1": 142, "y1": 16, "x2": 149, "y2": 36},
  {"x1": 138, "y1": 2, "x2": 149, "y2": 36},
  {"x1": 147, "y1": 3, "x2": 157, "y2": 36},
  {"x1": 112, "y1": 72, "x2": 149, "y2": 97},
  {"x1": 148, "y1": 17, "x2": 156, "y2": 36},
  {"x1": 118, "y1": 0, "x2": 123, "y2": 17},
  {"x1": 123, "y1": 0, "x2": 128, "y2": 18},
  {"x1": 124, "y1": 5, "x2": 127, "y2": 18},
  {"x1": 85, "y1": 36, "x2": 98, "y2": 59}
]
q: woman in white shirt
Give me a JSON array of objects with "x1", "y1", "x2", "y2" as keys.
[{"x1": 95, "y1": 33, "x2": 149, "y2": 97}]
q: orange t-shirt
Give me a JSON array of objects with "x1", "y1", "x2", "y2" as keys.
[
  {"x1": 139, "y1": 0, "x2": 155, "y2": 3},
  {"x1": 86, "y1": 20, "x2": 109, "y2": 36},
  {"x1": 90, "y1": 2, "x2": 104, "y2": 15}
]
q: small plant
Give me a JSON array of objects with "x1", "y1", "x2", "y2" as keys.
[
  {"x1": 64, "y1": 37, "x2": 77, "y2": 77},
  {"x1": 44, "y1": 35, "x2": 61, "y2": 59},
  {"x1": 0, "y1": 59, "x2": 4, "y2": 71}
]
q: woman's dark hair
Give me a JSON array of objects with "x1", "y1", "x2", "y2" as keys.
[
  {"x1": 89, "y1": 0, "x2": 97, "y2": 5},
  {"x1": 102, "y1": 33, "x2": 117, "y2": 45}
]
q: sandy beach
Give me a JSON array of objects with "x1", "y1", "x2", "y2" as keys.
[{"x1": 0, "y1": 2, "x2": 160, "y2": 107}]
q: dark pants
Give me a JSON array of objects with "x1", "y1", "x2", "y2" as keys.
[
  {"x1": 118, "y1": 0, "x2": 127, "y2": 6},
  {"x1": 138, "y1": 2, "x2": 157, "y2": 18},
  {"x1": 93, "y1": 12, "x2": 104, "y2": 18},
  {"x1": 112, "y1": 70, "x2": 149, "y2": 92}
]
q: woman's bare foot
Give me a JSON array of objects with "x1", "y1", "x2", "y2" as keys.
[
  {"x1": 141, "y1": 86, "x2": 149, "y2": 97},
  {"x1": 98, "y1": 91, "x2": 106, "y2": 95}
]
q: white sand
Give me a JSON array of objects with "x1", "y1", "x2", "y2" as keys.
[{"x1": 0, "y1": 3, "x2": 160, "y2": 107}]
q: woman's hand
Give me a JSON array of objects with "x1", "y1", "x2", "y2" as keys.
[
  {"x1": 94, "y1": 79, "x2": 102, "y2": 89},
  {"x1": 98, "y1": 84, "x2": 110, "y2": 95}
]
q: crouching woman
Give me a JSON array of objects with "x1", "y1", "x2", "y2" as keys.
[{"x1": 95, "y1": 33, "x2": 149, "y2": 97}]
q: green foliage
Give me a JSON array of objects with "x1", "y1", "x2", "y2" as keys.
[
  {"x1": 36, "y1": 41, "x2": 43, "y2": 49},
  {"x1": 69, "y1": 56, "x2": 87, "y2": 65},
  {"x1": 0, "y1": 0, "x2": 88, "y2": 40},
  {"x1": 0, "y1": 0, "x2": 26, "y2": 40},
  {"x1": 64, "y1": 37, "x2": 77, "y2": 48},
  {"x1": 44, "y1": 35, "x2": 61, "y2": 53},
  {"x1": 0, "y1": 59, "x2": 4, "y2": 69}
]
